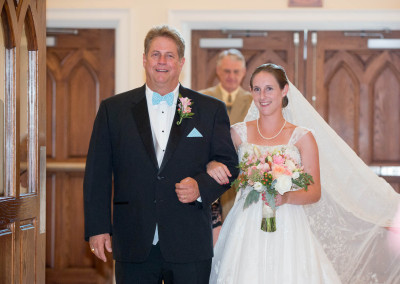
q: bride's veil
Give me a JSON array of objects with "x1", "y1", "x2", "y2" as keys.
[{"x1": 245, "y1": 82, "x2": 400, "y2": 283}]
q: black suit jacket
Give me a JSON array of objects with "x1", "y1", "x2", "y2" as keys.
[{"x1": 84, "y1": 84, "x2": 238, "y2": 263}]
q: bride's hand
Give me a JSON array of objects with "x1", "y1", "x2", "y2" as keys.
[
  {"x1": 207, "y1": 161, "x2": 232, "y2": 185},
  {"x1": 275, "y1": 193, "x2": 289, "y2": 207}
]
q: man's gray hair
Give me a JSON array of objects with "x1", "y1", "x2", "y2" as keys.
[{"x1": 216, "y1": 49, "x2": 246, "y2": 67}]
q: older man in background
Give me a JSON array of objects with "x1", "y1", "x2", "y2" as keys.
[
  {"x1": 200, "y1": 49, "x2": 252, "y2": 244},
  {"x1": 200, "y1": 49, "x2": 252, "y2": 125}
]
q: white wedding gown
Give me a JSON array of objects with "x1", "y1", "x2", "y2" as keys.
[
  {"x1": 210, "y1": 122, "x2": 342, "y2": 284},
  {"x1": 210, "y1": 82, "x2": 400, "y2": 283}
]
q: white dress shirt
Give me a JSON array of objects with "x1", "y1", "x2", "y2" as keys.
[
  {"x1": 146, "y1": 85, "x2": 180, "y2": 167},
  {"x1": 145, "y1": 84, "x2": 180, "y2": 244}
]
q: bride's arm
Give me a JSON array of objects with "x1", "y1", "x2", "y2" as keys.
[
  {"x1": 207, "y1": 128, "x2": 242, "y2": 185},
  {"x1": 276, "y1": 131, "x2": 321, "y2": 206}
]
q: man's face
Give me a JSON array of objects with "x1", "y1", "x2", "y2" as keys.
[
  {"x1": 143, "y1": 36, "x2": 185, "y2": 93},
  {"x1": 216, "y1": 56, "x2": 246, "y2": 93}
]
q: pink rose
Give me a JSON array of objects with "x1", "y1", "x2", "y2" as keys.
[
  {"x1": 272, "y1": 164, "x2": 286, "y2": 179},
  {"x1": 273, "y1": 154, "x2": 285, "y2": 165},
  {"x1": 179, "y1": 97, "x2": 191, "y2": 108},
  {"x1": 246, "y1": 155, "x2": 257, "y2": 165},
  {"x1": 261, "y1": 153, "x2": 269, "y2": 163},
  {"x1": 256, "y1": 162, "x2": 270, "y2": 173}
]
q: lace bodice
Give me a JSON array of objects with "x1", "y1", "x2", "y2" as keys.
[{"x1": 231, "y1": 121, "x2": 311, "y2": 166}]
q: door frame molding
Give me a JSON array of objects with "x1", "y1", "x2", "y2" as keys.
[
  {"x1": 47, "y1": 8, "x2": 130, "y2": 94},
  {"x1": 168, "y1": 9, "x2": 400, "y2": 87}
]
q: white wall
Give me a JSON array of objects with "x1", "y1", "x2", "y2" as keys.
[{"x1": 47, "y1": 0, "x2": 400, "y2": 92}]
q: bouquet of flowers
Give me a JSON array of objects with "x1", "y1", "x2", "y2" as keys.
[{"x1": 231, "y1": 146, "x2": 314, "y2": 232}]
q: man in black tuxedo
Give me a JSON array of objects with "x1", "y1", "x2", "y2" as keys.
[{"x1": 84, "y1": 25, "x2": 238, "y2": 283}]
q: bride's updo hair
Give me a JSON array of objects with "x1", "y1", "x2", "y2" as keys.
[{"x1": 249, "y1": 63, "x2": 289, "y2": 108}]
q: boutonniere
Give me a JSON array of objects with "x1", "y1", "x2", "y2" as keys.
[{"x1": 176, "y1": 94, "x2": 194, "y2": 125}]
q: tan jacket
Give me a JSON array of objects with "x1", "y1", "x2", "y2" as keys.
[
  {"x1": 200, "y1": 85, "x2": 252, "y2": 126},
  {"x1": 199, "y1": 85, "x2": 252, "y2": 220}
]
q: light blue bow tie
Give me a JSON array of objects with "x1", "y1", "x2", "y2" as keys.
[{"x1": 152, "y1": 92, "x2": 174, "y2": 106}]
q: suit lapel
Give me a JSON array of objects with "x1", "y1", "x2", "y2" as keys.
[{"x1": 131, "y1": 86, "x2": 158, "y2": 169}]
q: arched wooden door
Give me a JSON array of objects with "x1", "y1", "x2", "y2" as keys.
[
  {"x1": 0, "y1": 0, "x2": 46, "y2": 283},
  {"x1": 45, "y1": 28, "x2": 115, "y2": 284},
  {"x1": 307, "y1": 31, "x2": 400, "y2": 192}
]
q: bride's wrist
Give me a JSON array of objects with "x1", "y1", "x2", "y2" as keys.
[{"x1": 283, "y1": 191, "x2": 292, "y2": 205}]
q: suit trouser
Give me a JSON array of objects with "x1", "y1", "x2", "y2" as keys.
[{"x1": 115, "y1": 244, "x2": 211, "y2": 284}]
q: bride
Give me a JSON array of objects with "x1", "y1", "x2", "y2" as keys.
[{"x1": 207, "y1": 63, "x2": 400, "y2": 283}]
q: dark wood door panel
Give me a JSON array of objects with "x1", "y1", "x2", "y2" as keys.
[
  {"x1": 46, "y1": 28, "x2": 115, "y2": 284},
  {"x1": 308, "y1": 30, "x2": 400, "y2": 166}
]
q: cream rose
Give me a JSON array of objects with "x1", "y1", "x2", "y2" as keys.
[
  {"x1": 275, "y1": 175, "x2": 292, "y2": 195},
  {"x1": 284, "y1": 159, "x2": 297, "y2": 172}
]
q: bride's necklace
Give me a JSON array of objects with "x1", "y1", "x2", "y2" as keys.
[{"x1": 257, "y1": 119, "x2": 287, "y2": 140}]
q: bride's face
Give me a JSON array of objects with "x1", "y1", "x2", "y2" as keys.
[{"x1": 251, "y1": 71, "x2": 288, "y2": 116}]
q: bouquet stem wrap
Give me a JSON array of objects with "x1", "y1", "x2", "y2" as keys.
[{"x1": 261, "y1": 203, "x2": 276, "y2": 232}]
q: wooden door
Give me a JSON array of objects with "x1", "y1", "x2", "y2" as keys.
[
  {"x1": 307, "y1": 31, "x2": 400, "y2": 192},
  {"x1": 192, "y1": 29, "x2": 400, "y2": 193},
  {"x1": 0, "y1": 0, "x2": 46, "y2": 283},
  {"x1": 45, "y1": 28, "x2": 115, "y2": 284},
  {"x1": 191, "y1": 30, "x2": 305, "y2": 93}
]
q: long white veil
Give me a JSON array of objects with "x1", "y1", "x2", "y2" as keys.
[{"x1": 245, "y1": 82, "x2": 400, "y2": 283}]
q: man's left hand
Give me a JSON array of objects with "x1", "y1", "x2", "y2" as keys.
[{"x1": 175, "y1": 177, "x2": 200, "y2": 203}]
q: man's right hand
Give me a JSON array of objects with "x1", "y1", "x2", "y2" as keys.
[{"x1": 89, "y1": 233, "x2": 112, "y2": 262}]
